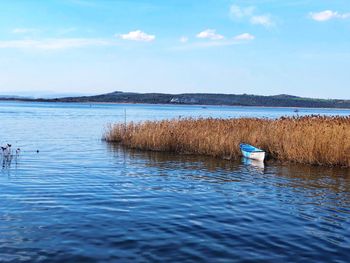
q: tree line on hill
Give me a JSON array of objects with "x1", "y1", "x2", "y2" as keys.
[{"x1": 2, "y1": 91, "x2": 350, "y2": 109}]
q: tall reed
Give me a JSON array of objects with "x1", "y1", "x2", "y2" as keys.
[{"x1": 104, "y1": 116, "x2": 350, "y2": 167}]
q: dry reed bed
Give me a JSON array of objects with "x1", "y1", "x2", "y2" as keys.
[{"x1": 104, "y1": 115, "x2": 350, "y2": 167}]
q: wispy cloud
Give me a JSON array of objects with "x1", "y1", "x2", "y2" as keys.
[
  {"x1": 230, "y1": 5, "x2": 255, "y2": 19},
  {"x1": 172, "y1": 32, "x2": 255, "y2": 50},
  {"x1": 229, "y1": 4, "x2": 275, "y2": 28},
  {"x1": 0, "y1": 38, "x2": 115, "y2": 50},
  {"x1": 57, "y1": 27, "x2": 78, "y2": 35},
  {"x1": 310, "y1": 10, "x2": 350, "y2": 22},
  {"x1": 179, "y1": 36, "x2": 189, "y2": 43},
  {"x1": 234, "y1": 33, "x2": 255, "y2": 40},
  {"x1": 13, "y1": 27, "x2": 79, "y2": 36},
  {"x1": 119, "y1": 30, "x2": 155, "y2": 42},
  {"x1": 250, "y1": 15, "x2": 273, "y2": 27},
  {"x1": 196, "y1": 29, "x2": 224, "y2": 40},
  {"x1": 12, "y1": 28, "x2": 40, "y2": 34},
  {"x1": 171, "y1": 41, "x2": 235, "y2": 51}
]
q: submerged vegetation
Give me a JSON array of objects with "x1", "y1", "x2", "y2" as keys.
[{"x1": 104, "y1": 116, "x2": 350, "y2": 167}]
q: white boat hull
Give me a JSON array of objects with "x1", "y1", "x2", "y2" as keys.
[{"x1": 241, "y1": 150, "x2": 265, "y2": 161}]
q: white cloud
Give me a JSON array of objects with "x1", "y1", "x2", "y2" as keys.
[
  {"x1": 12, "y1": 28, "x2": 40, "y2": 34},
  {"x1": 0, "y1": 38, "x2": 114, "y2": 50},
  {"x1": 196, "y1": 29, "x2": 224, "y2": 40},
  {"x1": 119, "y1": 30, "x2": 155, "y2": 42},
  {"x1": 234, "y1": 33, "x2": 255, "y2": 41},
  {"x1": 179, "y1": 36, "x2": 189, "y2": 43},
  {"x1": 229, "y1": 4, "x2": 274, "y2": 28},
  {"x1": 250, "y1": 15, "x2": 273, "y2": 27},
  {"x1": 310, "y1": 10, "x2": 350, "y2": 21}
]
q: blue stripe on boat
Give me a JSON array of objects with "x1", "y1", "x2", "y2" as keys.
[{"x1": 240, "y1": 143, "x2": 264, "y2": 153}]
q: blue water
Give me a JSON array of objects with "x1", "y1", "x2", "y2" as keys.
[{"x1": 0, "y1": 101, "x2": 350, "y2": 262}]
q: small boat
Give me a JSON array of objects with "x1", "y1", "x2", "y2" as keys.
[{"x1": 240, "y1": 143, "x2": 265, "y2": 161}]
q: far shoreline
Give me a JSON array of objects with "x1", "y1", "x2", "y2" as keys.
[{"x1": 1, "y1": 98, "x2": 350, "y2": 111}]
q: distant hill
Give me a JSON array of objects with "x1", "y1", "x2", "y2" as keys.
[
  {"x1": 0, "y1": 95, "x2": 33, "y2": 99},
  {"x1": 52, "y1": 91, "x2": 350, "y2": 109},
  {"x1": 0, "y1": 92, "x2": 91, "y2": 99},
  {"x1": 2, "y1": 91, "x2": 350, "y2": 109}
]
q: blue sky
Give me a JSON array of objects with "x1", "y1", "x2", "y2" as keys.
[{"x1": 0, "y1": 0, "x2": 349, "y2": 99}]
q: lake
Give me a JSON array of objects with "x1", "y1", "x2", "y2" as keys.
[{"x1": 0, "y1": 101, "x2": 350, "y2": 262}]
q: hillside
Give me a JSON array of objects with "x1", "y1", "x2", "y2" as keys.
[
  {"x1": 52, "y1": 91, "x2": 350, "y2": 108},
  {"x1": 2, "y1": 91, "x2": 350, "y2": 109}
]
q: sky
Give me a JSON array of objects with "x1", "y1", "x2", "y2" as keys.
[{"x1": 0, "y1": 0, "x2": 349, "y2": 99}]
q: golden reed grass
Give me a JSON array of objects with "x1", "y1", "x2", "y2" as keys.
[{"x1": 104, "y1": 115, "x2": 350, "y2": 167}]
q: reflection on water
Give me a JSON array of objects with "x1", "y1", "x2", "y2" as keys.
[
  {"x1": 108, "y1": 144, "x2": 350, "y2": 253},
  {"x1": 0, "y1": 101, "x2": 350, "y2": 262},
  {"x1": 1, "y1": 154, "x2": 19, "y2": 170},
  {"x1": 108, "y1": 143, "x2": 350, "y2": 192},
  {"x1": 242, "y1": 157, "x2": 265, "y2": 171}
]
